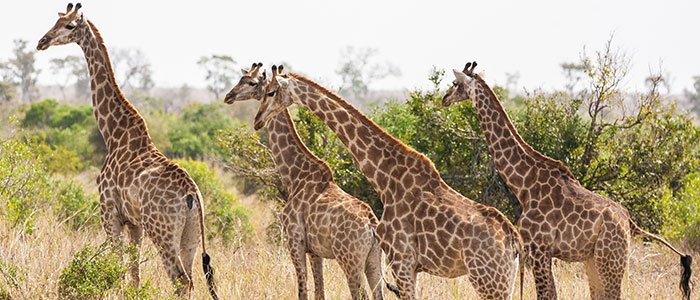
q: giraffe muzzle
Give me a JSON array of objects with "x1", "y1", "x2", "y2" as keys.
[
  {"x1": 223, "y1": 92, "x2": 236, "y2": 104},
  {"x1": 37, "y1": 36, "x2": 50, "y2": 51}
]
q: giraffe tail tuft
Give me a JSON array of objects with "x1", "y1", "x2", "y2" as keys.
[
  {"x1": 202, "y1": 252, "x2": 219, "y2": 300},
  {"x1": 386, "y1": 282, "x2": 400, "y2": 298},
  {"x1": 680, "y1": 254, "x2": 692, "y2": 300}
]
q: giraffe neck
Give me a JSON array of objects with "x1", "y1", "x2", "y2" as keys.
[
  {"x1": 469, "y1": 77, "x2": 575, "y2": 201},
  {"x1": 267, "y1": 109, "x2": 333, "y2": 194},
  {"x1": 285, "y1": 74, "x2": 447, "y2": 206},
  {"x1": 77, "y1": 20, "x2": 153, "y2": 154}
]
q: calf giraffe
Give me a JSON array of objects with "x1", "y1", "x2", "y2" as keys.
[
  {"x1": 254, "y1": 65, "x2": 524, "y2": 300},
  {"x1": 224, "y1": 63, "x2": 398, "y2": 300},
  {"x1": 443, "y1": 61, "x2": 693, "y2": 300},
  {"x1": 37, "y1": 4, "x2": 218, "y2": 299}
]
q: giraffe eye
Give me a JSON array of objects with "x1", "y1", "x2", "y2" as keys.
[
  {"x1": 452, "y1": 81, "x2": 458, "y2": 86},
  {"x1": 65, "y1": 24, "x2": 75, "y2": 30},
  {"x1": 248, "y1": 81, "x2": 257, "y2": 86},
  {"x1": 267, "y1": 91, "x2": 276, "y2": 97}
]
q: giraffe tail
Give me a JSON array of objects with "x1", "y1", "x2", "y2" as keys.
[
  {"x1": 513, "y1": 229, "x2": 525, "y2": 300},
  {"x1": 630, "y1": 220, "x2": 692, "y2": 300},
  {"x1": 386, "y1": 282, "x2": 400, "y2": 298},
  {"x1": 194, "y1": 193, "x2": 219, "y2": 300}
]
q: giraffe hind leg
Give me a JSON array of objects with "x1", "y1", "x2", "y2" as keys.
[
  {"x1": 125, "y1": 223, "x2": 143, "y2": 288},
  {"x1": 309, "y1": 254, "x2": 325, "y2": 300},
  {"x1": 364, "y1": 241, "x2": 384, "y2": 300}
]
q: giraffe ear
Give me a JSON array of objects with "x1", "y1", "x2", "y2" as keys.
[
  {"x1": 261, "y1": 70, "x2": 267, "y2": 80},
  {"x1": 58, "y1": 12, "x2": 66, "y2": 17},
  {"x1": 241, "y1": 68, "x2": 249, "y2": 75},
  {"x1": 478, "y1": 71, "x2": 486, "y2": 79},
  {"x1": 453, "y1": 69, "x2": 468, "y2": 83}
]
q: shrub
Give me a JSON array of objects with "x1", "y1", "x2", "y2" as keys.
[
  {"x1": 0, "y1": 121, "x2": 51, "y2": 235},
  {"x1": 57, "y1": 243, "x2": 126, "y2": 300},
  {"x1": 54, "y1": 179, "x2": 100, "y2": 231},
  {"x1": 174, "y1": 159, "x2": 253, "y2": 246},
  {"x1": 167, "y1": 102, "x2": 238, "y2": 159}
]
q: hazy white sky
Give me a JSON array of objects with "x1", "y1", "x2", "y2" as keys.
[{"x1": 2, "y1": 0, "x2": 698, "y2": 94}]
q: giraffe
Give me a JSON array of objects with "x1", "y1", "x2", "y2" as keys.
[
  {"x1": 443, "y1": 61, "x2": 693, "y2": 300},
  {"x1": 253, "y1": 65, "x2": 525, "y2": 300},
  {"x1": 36, "y1": 4, "x2": 218, "y2": 299},
  {"x1": 224, "y1": 63, "x2": 399, "y2": 300}
]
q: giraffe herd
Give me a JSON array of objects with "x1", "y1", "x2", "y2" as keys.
[{"x1": 33, "y1": 3, "x2": 692, "y2": 300}]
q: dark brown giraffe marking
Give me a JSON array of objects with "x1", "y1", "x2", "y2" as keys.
[
  {"x1": 253, "y1": 65, "x2": 525, "y2": 300},
  {"x1": 443, "y1": 61, "x2": 692, "y2": 300},
  {"x1": 224, "y1": 64, "x2": 397, "y2": 300},
  {"x1": 37, "y1": 4, "x2": 218, "y2": 299}
]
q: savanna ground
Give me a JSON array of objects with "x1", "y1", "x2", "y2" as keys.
[{"x1": 1, "y1": 188, "x2": 697, "y2": 300}]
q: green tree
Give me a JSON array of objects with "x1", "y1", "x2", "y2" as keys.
[{"x1": 197, "y1": 55, "x2": 236, "y2": 100}]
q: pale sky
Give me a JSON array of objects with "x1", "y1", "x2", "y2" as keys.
[{"x1": 2, "y1": 0, "x2": 698, "y2": 95}]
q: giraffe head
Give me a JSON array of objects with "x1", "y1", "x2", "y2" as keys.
[
  {"x1": 224, "y1": 62, "x2": 267, "y2": 104},
  {"x1": 37, "y1": 3, "x2": 86, "y2": 51},
  {"x1": 441, "y1": 61, "x2": 480, "y2": 107},
  {"x1": 253, "y1": 65, "x2": 295, "y2": 130}
]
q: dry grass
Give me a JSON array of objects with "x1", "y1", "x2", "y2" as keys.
[{"x1": 0, "y1": 194, "x2": 698, "y2": 300}]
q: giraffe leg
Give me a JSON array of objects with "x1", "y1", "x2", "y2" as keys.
[
  {"x1": 592, "y1": 230, "x2": 629, "y2": 300},
  {"x1": 389, "y1": 257, "x2": 417, "y2": 300},
  {"x1": 530, "y1": 246, "x2": 557, "y2": 300},
  {"x1": 309, "y1": 254, "x2": 325, "y2": 300},
  {"x1": 364, "y1": 242, "x2": 384, "y2": 300},
  {"x1": 125, "y1": 223, "x2": 143, "y2": 288},
  {"x1": 178, "y1": 207, "x2": 202, "y2": 296},
  {"x1": 341, "y1": 262, "x2": 369, "y2": 300},
  {"x1": 288, "y1": 236, "x2": 309, "y2": 300},
  {"x1": 584, "y1": 258, "x2": 603, "y2": 300}
]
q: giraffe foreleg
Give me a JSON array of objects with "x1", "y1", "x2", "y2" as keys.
[
  {"x1": 530, "y1": 245, "x2": 557, "y2": 300},
  {"x1": 287, "y1": 232, "x2": 309, "y2": 300}
]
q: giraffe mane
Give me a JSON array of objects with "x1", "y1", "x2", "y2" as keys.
[
  {"x1": 286, "y1": 73, "x2": 441, "y2": 178},
  {"x1": 86, "y1": 20, "x2": 153, "y2": 144},
  {"x1": 281, "y1": 109, "x2": 334, "y2": 181},
  {"x1": 471, "y1": 74, "x2": 577, "y2": 180}
]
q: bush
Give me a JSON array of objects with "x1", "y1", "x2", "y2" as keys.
[
  {"x1": 0, "y1": 121, "x2": 51, "y2": 235},
  {"x1": 21, "y1": 99, "x2": 105, "y2": 170},
  {"x1": 54, "y1": 179, "x2": 100, "y2": 231},
  {"x1": 57, "y1": 243, "x2": 126, "y2": 300},
  {"x1": 174, "y1": 159, "x2": 253, "y2": 246},
  {"x1": 662, "y1": 172, "x2": 700, "y2": 251},
  {"x1": 167, "y1": 102, "x2": 238, "y2": 159}
]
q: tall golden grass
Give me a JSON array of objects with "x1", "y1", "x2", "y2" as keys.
[{"x1": 0, "y1": 194, "x2": 697, "y2": 299}]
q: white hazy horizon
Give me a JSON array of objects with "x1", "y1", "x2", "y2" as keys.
[{"x1": 1, "y1": 0, "x2": 698, "y2": 95}]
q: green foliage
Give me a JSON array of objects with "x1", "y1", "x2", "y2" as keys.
[
  {"x1": 57, "y1": 243, "x2": 126, "y2": 300},
  {"x1": 53, "y1": 179, "x2": 100, "y2": 231},
  {"x1": 217, "y1": 125, "x2": 285, "y2": 202},
  {"x1": 0, "y1": 123, "x2": 51, "y2": 234},
  {"x1": 168, "y1": 102, "x2": 237, "y2": 159},
  {"x1": 174, "y1": 159, "x2": 252, "y2": 246},
  {"x1": 21, "y1": 99, "x2": 104, "y2": 170},
  {"x1": 0, "y1": 261, "x2": 25, "y2": 290},
  {"x1": 662, "y1": 173, "x2": 700, "y2": 251}
]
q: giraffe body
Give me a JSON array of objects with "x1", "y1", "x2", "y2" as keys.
[
  {"x1": 443, "y1": 63, "x2": 692, "y2": 300},
  {"x1": 254, "y1": 66, "x2": 524, "y2": 300},
  {"x1": 37, "y1": 4, "x2": 218, "y2": 299},
  {"x1": 225, "y1": 65, "x2": 396, "y2": 300}
]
